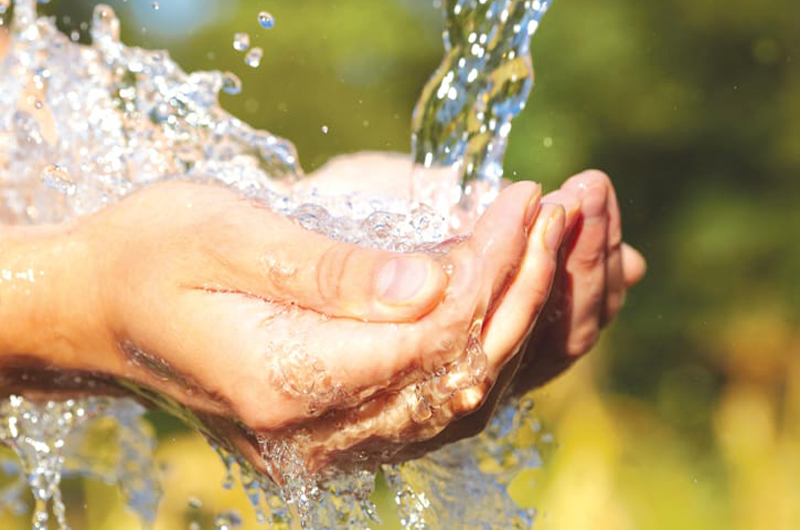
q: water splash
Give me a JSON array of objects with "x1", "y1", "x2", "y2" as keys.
[
  {"x1": 0, "y1": 0, "x2": 554, "y2": 527},
  {"x1": 385, "y1": 396, "x2": 544, "y2": 529},
  {"x1": 0, "y1": 395, "x2": 160, "y2": 529}
]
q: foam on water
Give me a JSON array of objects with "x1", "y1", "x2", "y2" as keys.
[{"x1": 0, "y1": 0, "x2": 554, "y2": 527}]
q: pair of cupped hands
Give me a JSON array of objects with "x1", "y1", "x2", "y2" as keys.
[{"x1": 18, "y1": 152, "x2": 645, "y2": 478}]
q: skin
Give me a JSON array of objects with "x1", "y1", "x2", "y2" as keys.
[
  {"x1": 0, "y1": 27, "x2": 646, "y2": 481},
  {"x1": 0, "y1": 150, "x2": 644, "y2": 480}
]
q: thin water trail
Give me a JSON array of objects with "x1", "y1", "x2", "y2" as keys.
[{"x1": 0, "y1": 0, "x2": 554, "y2": 527}]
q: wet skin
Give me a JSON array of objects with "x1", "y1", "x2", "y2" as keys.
[{"x1": 0, "y1": 152, "x2": 645, "y2": 480}]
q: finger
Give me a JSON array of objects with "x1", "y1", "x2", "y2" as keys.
[
  {"x1": 559, "y1": 170, "x2": 610, "y2": 357},
  {"x1": 481, "y1": 203, "x2": 565, "y2": 371},
  {"x1": 542, "y1": 187, "x2": 583, "y2": 234},
  {"x1": 403, "y1": 181, "x2": 540, "y2": 374},
  {"x1": 453, "y1": 180, "x2": 542, "y2": 313},
  {"x1": 601, "y1": 179, "x2": 625, "y2": 326},
  {"x1": 209, "y1": 194, "x2": 448, "y2": 323},
  {"x1": 622, "y1": 243, "x2": 647, "y2": 286}
]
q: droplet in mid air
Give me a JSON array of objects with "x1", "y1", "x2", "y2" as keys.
[
  {"x1": 232, "y1": 32, "x2": 250, "y2": 52},
  {"x1": 244, "y1": 47, "x2": 263, "y2": 68},
  {"x1": 258, "y1": 11, "x2": 275, "y2": 29}
]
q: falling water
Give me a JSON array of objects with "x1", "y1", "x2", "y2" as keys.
[
  {"x1": 0, "y1": 0, "x2": 554, "y2": 527},
  {"x1": 412, "y1": 0, "x2": 551, "y2": 219}
]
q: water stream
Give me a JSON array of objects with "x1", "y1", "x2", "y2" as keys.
[{"x1": 0, "y1": 0, "x2": 553, "y2": 527}]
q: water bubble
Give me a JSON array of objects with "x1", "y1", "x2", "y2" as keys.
[
  {"x1": 151, "y1": 1, "x2": 159, "y2": 10},
  {"x1": 321, "y1": 125, "x2": 329, "y2": 134},
  {"x1": 232, "y1": 32, "x2": 250, "y2": 52},
  {"x1": 41, "y1": 165, "x2": 76, "y2": 196},
  {"x1": 258, "y1": 11, "x2": 275, "y2": 29},
  {"x1": 221, "y1": 71, "x2": 242, "y2": 95},
  {"x1": 244, "y1": 47, "x2": 263, "y2": 68},
  {"x1": 214, "y1": 511, "x2": 243, "y2": 530}
]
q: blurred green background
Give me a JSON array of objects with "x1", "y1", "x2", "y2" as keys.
[{"x1": 5, "y1": 0, "x2": 800, "y2": 528}]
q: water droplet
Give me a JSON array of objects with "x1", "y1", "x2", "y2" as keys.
[
  {"x1": 220, "y1": 72, "x2": 242, "y2": 95},
  {"x1": 321, "y1": 125, "x2": 329, "y2": 134},
  {"x1": 41, "y1": 165, "x2": 76, "y2": 196},
  {"x1": 232, "y1": 32, "x2": 250, "y2": 52},
  {"x1": 244, "y1": 47, "x2": 262, "y2": 68},
  {"x1": 214, "y1": 510, "x2": 243, "y2": 530},
  {"x1": 258, "y1": 11, "x2": 275, "y2": 29},
  {"x1": 151, "y1": 1, "x2": 159, "y2": 10}
]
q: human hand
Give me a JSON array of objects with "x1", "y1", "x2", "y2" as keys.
[
  {"x1": 305, "y1": 152, "x2": 646, "y2": 383},
  {"x1": 298, "y1": 152, "x2": 646, "y2": 449},
  {"x1": 0, "y1": 175, "x2": 558, "y2": 477},
  {"x1": 509, "y1": 170, "x2": 647, "y2": 394}
]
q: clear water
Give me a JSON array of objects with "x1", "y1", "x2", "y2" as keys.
[
  {"x1": 0, "y1": 0, "x2": 553, "y2": 527},
  {"x1": 412, "y1": 0, "x2": 551, "y2": 220}
]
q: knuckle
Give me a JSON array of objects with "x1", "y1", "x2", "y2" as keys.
[
  {"x1": 316, "y1": 243, "x2": 359, "y2": 304},
  {"x1": 571, "y1": 249, "x2": 604, "y2": 271}
]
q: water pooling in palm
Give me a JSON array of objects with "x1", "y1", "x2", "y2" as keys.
[{"x1": 0, "y1": 0, "x2": 553, "y2": 527}]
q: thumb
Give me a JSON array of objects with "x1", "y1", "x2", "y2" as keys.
[{"x1": 214, "y1": 202, "x2": 448, "y2": 322}]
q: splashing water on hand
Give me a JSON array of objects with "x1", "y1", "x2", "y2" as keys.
[{"x1": 0, "y1": 0, "x2": 554, "y2": 528}]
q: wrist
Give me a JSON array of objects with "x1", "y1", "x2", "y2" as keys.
[{"x1": 0, "y1": 222, "x2": 109, "y2": 373}]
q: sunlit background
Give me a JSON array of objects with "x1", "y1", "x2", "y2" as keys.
[{"x1": 3, "y1": 0, "x2": 800, "y2": 528}]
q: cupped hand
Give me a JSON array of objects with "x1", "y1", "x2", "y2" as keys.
[
  {"x1": 298, "y1": 152, "x2": 647, "y2": 450},
  {"x1": 55, "y1": 175, "x2": 556, "y2": 477}
]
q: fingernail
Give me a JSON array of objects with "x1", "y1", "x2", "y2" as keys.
[
  {"x1": 524, "y1": 188, "x2": 541, "y2": 229},
  {"x1": 542, "y1": 189, "x2": 580, "y2": 216},
  {"x1": 376, "y1": 256, "x2": 431, "y2": 304},
  {"x1": 581, "y1": 182, "x2": 608, "y2": 219},
  {"x1": 544, "y1": 206, "x2": 566, "y2": 251}
]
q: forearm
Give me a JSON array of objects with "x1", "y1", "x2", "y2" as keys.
[{"x1": 0, "y1": 223, "x2": 106, "y2": 372}]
